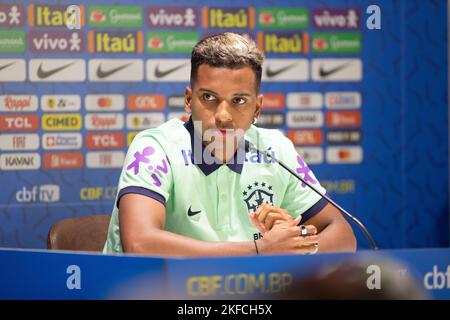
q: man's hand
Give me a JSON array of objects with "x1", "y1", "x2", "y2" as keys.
[
  {"x1": 255, "y1": 217, "x2": 319, "y2": 255},
  {"x1": 249, "y1": 203, "x2": 295, "y2": 235}
]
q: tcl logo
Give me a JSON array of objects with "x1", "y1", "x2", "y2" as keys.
[
  {"x1": 326, "y1": 111, "x2": 361, "y2": 127},
  {"x1": 86, "y1": 133, "x2": 124, "y2": 149},
  {"x1": 0, "y1": 115, "x2": 39, "y2": 131},
  {"x1": 128, "y1": 94, "x2": 165, "y2": 110}
]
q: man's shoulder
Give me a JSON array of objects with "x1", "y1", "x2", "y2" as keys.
[{"x1": 246, "y1": 125, "x2": 291, "y2": 149}]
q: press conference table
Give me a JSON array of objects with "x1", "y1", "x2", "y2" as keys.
[{"x1": 0, "y1": 247, "x2": 449, "y2": 299}]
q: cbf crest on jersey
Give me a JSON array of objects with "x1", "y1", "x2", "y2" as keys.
[{"x1": 242, "y1": 181, "x2": 274, "y2": 212}]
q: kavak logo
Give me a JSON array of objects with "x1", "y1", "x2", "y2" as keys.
[
  {"x1": 0, "y1": 30, "x2": 25, "y2": 53},
  {"x1": 29, "y1": 4, "x2": 85, "y2": 27},
  {"x1": 287, "y1": 111, "x2": 324, "y2": 128},
  {"x1": 257, "y1": 32, "x2": 309, "y2": 54},
  {"x1": 146, "y1": 31, "x2": 198, "y2": 54},
  {"x1": 89, "y1": 59, "x2": 143, "y2": 82},
  {"x1": 29, "y1": 59, "x2": 85, "y2": 82},
  {"x1": 0, "y1": 134, "x2": 40, "y2": 151},
  {"x1": 0, "y1": 59, "x2": 25, "y2": 82},
  {"x1": 88, "y1": 5, "x2": 143, "y2": 28},
  {"x1": 41, "y1": 95, "x2": 81, "y2": 112},
  {"x1": 203, "y1": 7, "x2": 255, "y2": 29},
  {"x1": 146, "y1": 7, "x2": 198, "y2": 29},
  {"x1": 0, "y1": 4, "x2": 24, "y2": 26},
  {"x1": 0, "y1": 153, "x2": 41, "y2": 170},
  {"x1": 85, "y1": 94, "x2": 125, "y2": 111},
  {"x1": 258, "y1": 7, "x2": 308, "y2": 29},
  {"x1": 312, "y1": 59, "x2": 362, "y2": 81},
  {"x1": 0, "y1": 95, "x2": 38, "y2": 112},
  {"x1": 312, "y1": 8, "x2": 360, "y2": 29},
  {"x1": 147, "y1": 59, "x2": 190, "y2": 82},
  {"x1": 262, "y1": 59, "x2": 309, "y2": 82},
  {"x1": 88, "y1": 31, "x2": 143, "y2": 53},
  {"x1": 29, "y1": 30, "x2": 84, "y2": 53}
]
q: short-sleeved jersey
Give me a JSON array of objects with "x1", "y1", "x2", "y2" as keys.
[{"x1": 103, "y1": 118, "x2": 327, "y2": 253}]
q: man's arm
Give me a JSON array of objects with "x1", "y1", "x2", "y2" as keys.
[
  {"x1": 302, "y1": 203, "x2": 357, "y2": 252},
  {"x1": 119, "y1": 193, "x2": 316, "y2": 256}
]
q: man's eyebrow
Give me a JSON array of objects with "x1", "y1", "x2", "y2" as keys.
[
  {"x1": 198, "y1": 88, "x2": 219, "y2": 95},
  {"x1": 198, "y1": 88, "x2": 252, "y2": 97}
]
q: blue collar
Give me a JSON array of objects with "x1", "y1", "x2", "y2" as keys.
[{"x1": 183, "y1": 117, "x2": 248, "y2": 176}]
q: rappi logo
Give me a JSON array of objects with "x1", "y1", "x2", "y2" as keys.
[
  {"x1": 15, "y1": 184, "x2": 60, "y2": 203},
  {"x1": 1, "y1": 95, "x2": 37, "y2": 112}
]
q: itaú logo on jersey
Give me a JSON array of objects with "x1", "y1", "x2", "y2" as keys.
[{"x1": 15, "y1": 184, "x2": 60, "y2": 203}]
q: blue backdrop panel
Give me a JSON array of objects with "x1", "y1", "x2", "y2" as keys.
[{"x1": 0, "y1": 0, "x2": 448, "y2": 249}]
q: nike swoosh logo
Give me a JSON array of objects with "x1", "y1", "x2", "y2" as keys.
[
  {"x1": 154, "y1": 63, "x2": 187, "y2": 78},
  {"x1": 187, "y1": 206, "x2": 201, "y2": 217},
  {"x1": 0, "y1": 62, "x2": 16, "y2": 72},
  {"x1": 265, "y1": 63, "x2": 297, "y2": 78},
  {"x1": 319, "y1": 62, "x2": 352, "y2": 78},
  {"x1": 96, "y1": 62, "x2": 133, "y2": 79},
  {"x1": 37, "y1": 62, "x2": 75, "y2": 79}
]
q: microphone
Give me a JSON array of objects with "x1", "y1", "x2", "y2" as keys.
[{"x1": 246, "y1": 141, "x2": 379, "y2": 251}]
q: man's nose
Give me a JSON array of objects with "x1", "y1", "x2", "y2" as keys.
[{"x1": 215, "y1": 100, "x2": 232, "y2": 125}]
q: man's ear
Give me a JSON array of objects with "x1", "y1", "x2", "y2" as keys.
[
  {"x1": 185, "y1": 87, "x2": 192, "y2": 114},
  {"x1": 254, "y1": 94, "x2": 263, "y2": 119}
]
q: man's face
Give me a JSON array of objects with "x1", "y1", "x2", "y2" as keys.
[{"x1": 185, "y1": 64, "x2": 262, "y2": 162}]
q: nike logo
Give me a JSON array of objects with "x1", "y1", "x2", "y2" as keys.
[
  {"x1": 265, "y1": 63, "x2": 297, "y2": 78},
  {"x1": 187, "y1": 206, "x2": 201, "y2": 217},
  {"x1": 154, "y1": 63, "x2": 187, "y2": 78},
  {"x1": 96, "y1": 63, "x2": 133, "y2": 79},
  {"x1": 0, "y1": 62, "x2": 16, "y2": 72},
  {"x1": 37, "y1": 62, "x2": 75, "y2": 79},
  {"x1": 319, "y1": 62, "x2": 352, "y2": 78}
]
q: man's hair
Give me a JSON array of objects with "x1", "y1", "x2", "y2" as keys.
[{"x1": 190, "y1": 32, "x2": 265, "y2": 91}]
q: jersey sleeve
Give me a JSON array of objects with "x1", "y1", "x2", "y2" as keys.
[
  {"x1": 278, "y1": 134, "x2": 328, "y2": 222},
  {"x1": 116, "y1": 131, "x2": 172, "y2": 208}
]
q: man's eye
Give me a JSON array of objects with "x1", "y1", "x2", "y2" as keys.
[
  {"x1": 203, "y1": 94, "x2": 216, "y2": 101},
  {"x1": 233, "y1": 97, "x2": 246, "y2": 105}
]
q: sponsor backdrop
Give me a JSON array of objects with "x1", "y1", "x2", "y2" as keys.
[{"x1": 0, "y1": 0, "x2": 447, "y2": 249}]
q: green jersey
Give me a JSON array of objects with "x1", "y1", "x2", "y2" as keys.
[{"x1": 104, "y1": 118, "x2": 327, "y2": 253}]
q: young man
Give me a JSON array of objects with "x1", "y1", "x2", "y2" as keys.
[{"x1": 103, "y1": 33, "x2": 356, "y2": 256}]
